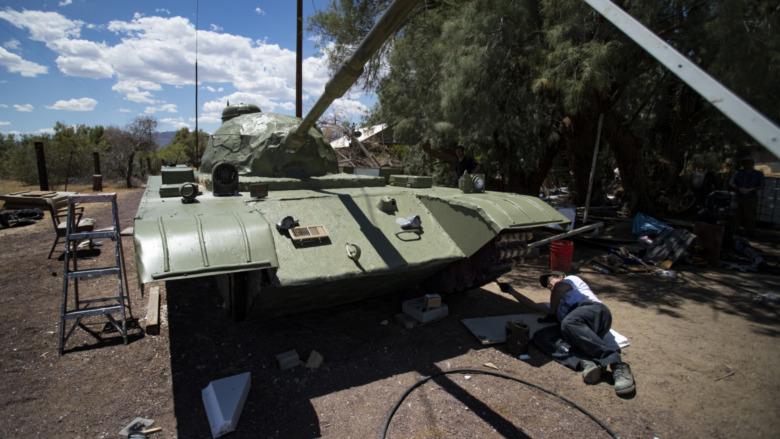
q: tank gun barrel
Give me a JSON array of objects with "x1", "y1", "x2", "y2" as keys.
[{"x1": 284, "y1": 0, "x2": 419, "y2": 152}]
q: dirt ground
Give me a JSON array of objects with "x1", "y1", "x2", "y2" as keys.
[{"x1": 1, "y1": 187, "x2": 779, "y2": 438}]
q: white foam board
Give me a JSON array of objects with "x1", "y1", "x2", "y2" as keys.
[
  {"x1": 461, "y1": 313, "x2": 628, "y2": 350},
  {"x1": 202, "y1": 372, "x2": 251, "y2": 438}
]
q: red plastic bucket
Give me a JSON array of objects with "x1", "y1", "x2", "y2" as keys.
[{"x1": 549, "y1": 240, "x2": 574, "y2": 272}]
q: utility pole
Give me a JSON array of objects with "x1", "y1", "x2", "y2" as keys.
[{"x1": 296, "y1": 0, "x2": 303, "y2": 118}]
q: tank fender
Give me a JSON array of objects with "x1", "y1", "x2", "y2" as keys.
[
  {"x1": 133, "y1": 211, "x2": 279, "y2": 284},
  {"x1": 417, "y1": 192, "x2": 568, "y2": 257}
]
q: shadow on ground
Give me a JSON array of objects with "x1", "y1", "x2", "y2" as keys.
[{"x1": 165, "y1": 277, "x2": 549, "y2": 438}]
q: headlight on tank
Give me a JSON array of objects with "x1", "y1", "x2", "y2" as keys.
[
  {"x1": 180, "y1": 182, "x2": 199, "y2": 203},
  {"x1": 472, "y1": 175, "x2": 485, "y2": 191},
  {"x1": 459, "y1": 173, "x2": 486, "y2": 193}
]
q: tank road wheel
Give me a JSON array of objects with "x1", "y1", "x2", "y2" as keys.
[{"x1": 216, "y1": 272, "x2": 249, "y2": 321}]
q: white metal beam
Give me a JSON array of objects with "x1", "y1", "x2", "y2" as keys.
[{"x1": 584, "y1": 0, "x2": 780, "y2": 157}]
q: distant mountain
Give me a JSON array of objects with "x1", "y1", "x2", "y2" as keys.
[{"x1": 153, "y1": 131, "x2": 177, "y2": 148}]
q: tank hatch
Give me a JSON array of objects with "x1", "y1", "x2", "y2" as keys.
[{"x1": 221, "y1": 102, "x2": 261, "y2": 122}]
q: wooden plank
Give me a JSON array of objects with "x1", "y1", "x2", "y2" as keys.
[
  {"x1": 68, "y1": 193, "x2": 116, "y2": 204},
  {"x1": 22, "y1": 191, "x2": 56, "y2": 197},
  {"x1": 145, "y1": 286, "x2": 161, "y2": 335}
]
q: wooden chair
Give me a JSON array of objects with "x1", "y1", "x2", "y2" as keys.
[{"x1": 47, "y1": 199, "x2": 96, "y2": 259}]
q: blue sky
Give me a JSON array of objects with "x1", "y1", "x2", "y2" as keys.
[{"x1": 0, "y1": 0, "x2": 373, "y2": 136}]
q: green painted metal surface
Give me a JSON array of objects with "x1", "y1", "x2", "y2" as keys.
[
  {"x1": 132, "y1": 0, "x2": 569, "y2": 316},
  {"x1": 134, "y1": 168, "x2": 568, "y2": 313},
  {"x1": 134, "y1": 177, "x2": 279, "y2": 283},
  {"x1": 200, "y1": 112, "x2": 338, "y2": 178}
]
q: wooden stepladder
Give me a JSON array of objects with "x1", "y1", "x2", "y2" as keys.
[{"x1": 59, "y1": 193, "x2": 132, "y2": 355}]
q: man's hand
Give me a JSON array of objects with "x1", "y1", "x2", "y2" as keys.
[{"x1": 538, "y1": 314, "x2": 557, "y2": 323}]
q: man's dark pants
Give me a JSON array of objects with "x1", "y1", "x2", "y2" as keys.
[{"x1": 560, "y1": 301, "x2": 622, "y2": 367}]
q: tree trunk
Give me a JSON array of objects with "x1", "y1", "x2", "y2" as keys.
[
  {"x1": 563, "y1": 112, "x2": 602, "y2": 206},
  {"x1": 602, "y1": 110, "x2": 652, "y2": 214},
  {"x1": 497, "y1": 132, "x2": 561, "y2": 196},
  {"x1": 126, "y1": 151, "x2": 135, "y2": 188}
]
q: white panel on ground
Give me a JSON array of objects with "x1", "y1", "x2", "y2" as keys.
[
  {"x1": 202, "y1": 372, "x2": 251, "y2": 438},
  {"x1": 461, "y1": 313, "x2": 628, "y2": 350}
]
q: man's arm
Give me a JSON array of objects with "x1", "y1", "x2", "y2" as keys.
[{"x1": 539, "y1": 282, "x2": 573, "y2": 322}]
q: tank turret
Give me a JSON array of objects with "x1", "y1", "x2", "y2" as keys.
[{"x1": 199, "y1": 0, "x2": 420, "y2": 181}]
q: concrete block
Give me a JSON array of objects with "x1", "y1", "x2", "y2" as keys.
[
  {"x1": 402, "y1": 297, "x2": 448, "y2": 324},
  {"x1": 202, "y1": 372, "x2": 251, "y2": 439},
  {"x1": 276, "y1": 350, "x2": 300, "y2": 370},
  {"x1": 395, "y1": 313, "x2": 418, "y2": 329},
  {"x1": 305, "y1": 350, "x2": 324, "y2": 368}
]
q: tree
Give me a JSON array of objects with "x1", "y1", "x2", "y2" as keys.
[
  {"x1": 310, "y1": 0, "x2": 779, "y2": 214},
  {"x1": 124, "y1": 116, "x2": 158, "y2": 188},
  {"x1": 308, "y1": 0, "x2": 399, "y2": 92},
  {"x1": 51, "y1": 122, "x2": 95, "y2": 189},
  {"x1": 154, "y1": 127, "x2": 207, "y2": 173},
  {"x1": 0, "y1": 133, "x2": 50, "y2": 184}
]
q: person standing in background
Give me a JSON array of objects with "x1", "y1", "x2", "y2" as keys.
[
  {"x1": 729, "y1": 157, "x2": 765, "y2": 236},
  {"x1": 454, "y1": 146, "x2": 480, "y2": 183}
]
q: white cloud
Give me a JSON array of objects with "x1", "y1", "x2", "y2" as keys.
[
  {"x1": 14, "y1": 104, "x2": 33, "y2": 112},
  {"x1": 0, "y1": 9, "x2": 341, "y2": 123},
  {"x1": 119, "y1": 108, "x2": 132, "y2": 113},
  {"x1": 46, "y1": 97, "x2": 98, "y2": 111},
  {"x1": 37, "y1": 127, "x2": 55, "y2": 135},
  {"x1": 112, "y1": 79, "x2": 161, "y2": 104},
  {"x1": 255, "y1": 8, "x2": 266, "y2": 15},
  {"x1": 0, "y1": 46, "x2": 48, "y2": 77},
  {"x1": 0, "y1": 121, "x2": 10, "y2": 126},
  {"x1": 0, "y1": 9, "x2": 83, "y2": 44},
  {"x1": 54, "y1": 39, "x2": 114, "y2": 78},
  {"x1": 160, "y1": 117, "x2": 190, "y2": 129},
  {"x1": 324, "y1": 98, "x2": 369, "y2": 122},
  {"x1": 155, "y1": 9, "x2": 170, "y2": 15},
  {"x1": 3, "y1": 39, "x2": 20, "y2": 50},
  {"x1": 210, "y1": 24, "x2": 223, "y2": 32},
  {"x1": 0, "y1": 104, "x2": 7, "y2": 108},
  {"x1": 59, "y1": 0, "x2": 73, "y2": 6},
  {"x1": 145, "y1": 103, "x2": 178, "y2": 114}
]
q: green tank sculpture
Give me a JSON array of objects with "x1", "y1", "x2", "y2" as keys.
[{"x1": 133, "y1": 0, "x2": 569, "y2": 319}]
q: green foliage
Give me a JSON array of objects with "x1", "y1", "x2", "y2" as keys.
[
  {"x1": 312, "y1": 0, "x2": 778, "y2": 212},
  {"x1": 403, "y1": 144, "x2": 450, "y2": 186},
  {"x1": 0, "y1": 117, "x2": 167, "y2": 188},
  {"x1": 0, "y1": 135, "x2": 41, "y2": 184},
  {"x1": 156, "y1": 127, "x2": 202, "y2": 167},
  {"x1": 0, "y1": 124, "x2": 101, "y2": 186},
  {"x1": 307, "y1": 0, "x2": 396, "y2": 91},
  {"x1": 49, "y1": 122, "x2": 96, "y2": 187}
]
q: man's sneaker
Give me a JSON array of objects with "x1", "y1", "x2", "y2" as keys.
[
  {"x1": 580, "y1": 360, "x2": 602, "y2": 384},
  {"x1": 612, "y1": 362, "x2": 636, "y2": 395}
]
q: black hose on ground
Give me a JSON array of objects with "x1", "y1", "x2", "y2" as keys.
[{"x1": 380, "y1": 368, "x2": 618, "y2": 439}]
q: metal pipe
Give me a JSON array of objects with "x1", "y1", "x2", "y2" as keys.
[
  {"x1": 583, "y1": 114, "x2": 604, "y2": 224},
  {"x1": 527, "y1": 222, "x2": 604, "y2": 249}
]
